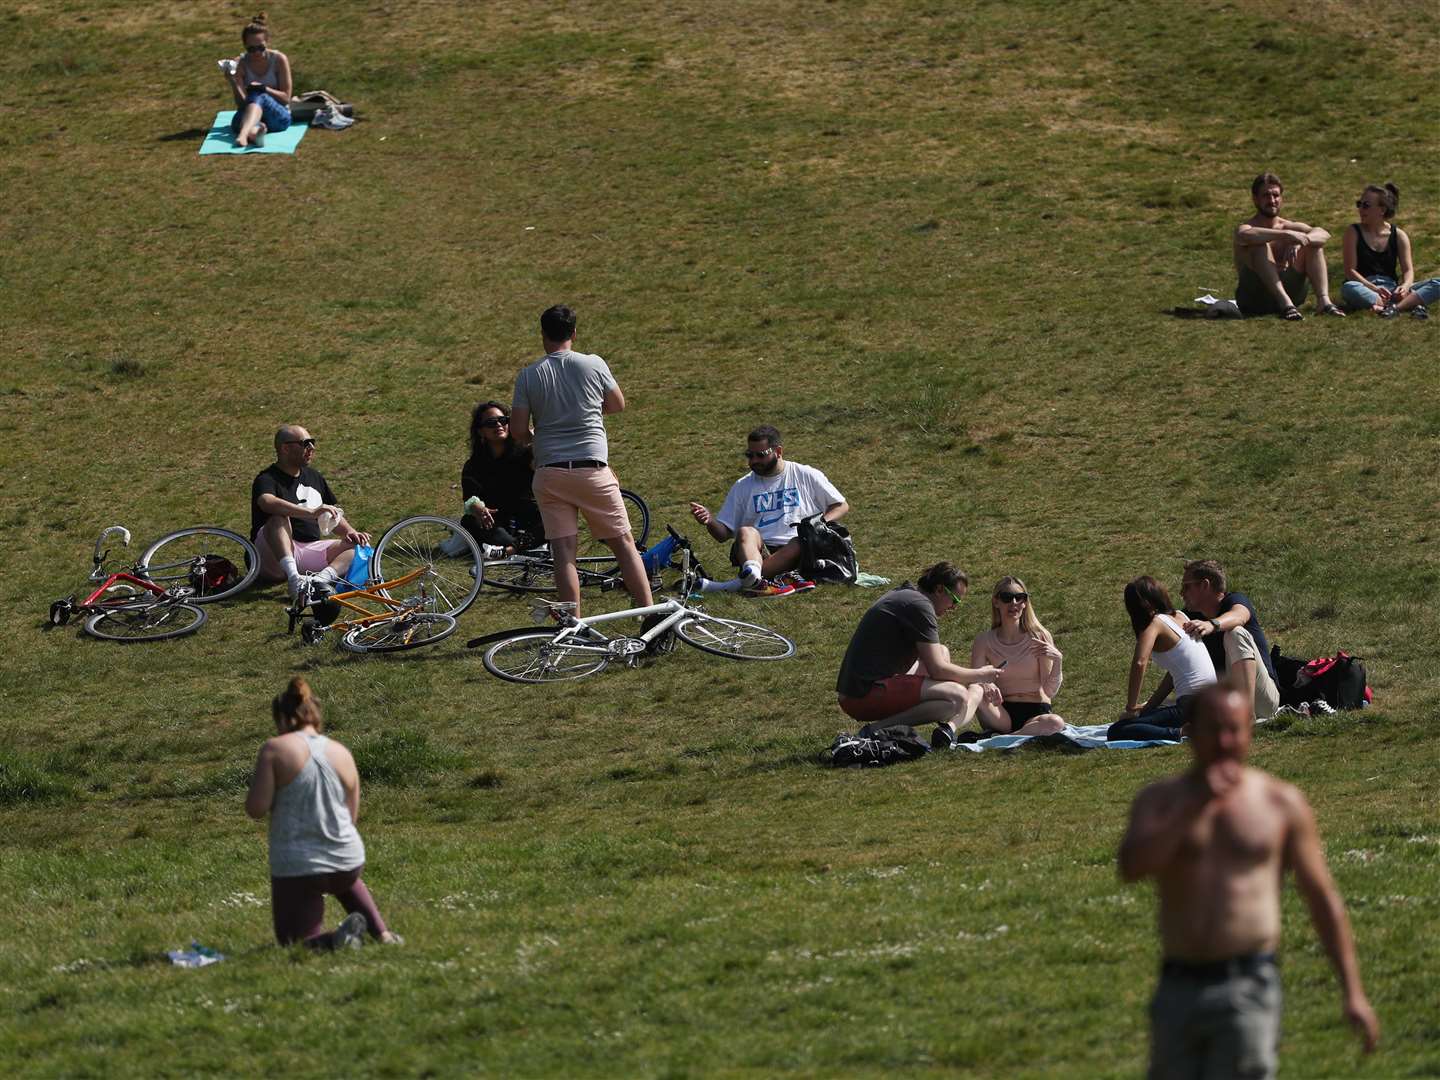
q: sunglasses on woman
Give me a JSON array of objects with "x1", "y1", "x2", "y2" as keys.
[
  {"x1": 1355, "y1": 200, "x2": 1374, "y2": 210},
  {"x1": 245, "y1": 42, "x2": 267, "y2": 53},
  {"x1": 479, "y1": 417, "x2": 510, "y2": 428},
  {"x1": 997, "y1": 591, "x2": 1028, "y2": 603}
]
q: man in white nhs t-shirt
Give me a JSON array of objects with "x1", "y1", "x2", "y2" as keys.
[{"x1": 688, "y1": 425, "x2": 848, "y2": 597}]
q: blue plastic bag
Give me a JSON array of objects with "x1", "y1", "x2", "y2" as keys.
[
  {"x1": 346, "y1": 544, "x2": 374, "y2": 586},
  {"x1": 640, "y1": 534, "x2": 677, "y2": 575}
]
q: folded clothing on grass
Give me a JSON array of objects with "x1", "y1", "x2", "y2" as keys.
[{"x1": 199, "y1": 110, "x2": 309, "y2": 155}]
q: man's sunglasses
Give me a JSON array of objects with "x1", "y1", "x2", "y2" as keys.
[
  {"x1": 479, "y1": 417, "x2": 510, "y2": 428},
  {"x1": 283, "y1": 438, "x2": 316, "y2": 448},
  {"x1": 997, "y1": 591, "x2": 1028, "y2": 603},
  {"x1": 743, "y1": 449, "x2": 775, "y2": 460}
]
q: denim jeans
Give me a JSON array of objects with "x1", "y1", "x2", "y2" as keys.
[
  {"x1": 1108, "y1": 698, "x2": 1187, "y2": 742},
  {"x1": 1342, "y1": 274, "x2": 1440, "y2": 310},
  {"x1": 230, "y1": 90, "x2": 292, "y2": 136}
]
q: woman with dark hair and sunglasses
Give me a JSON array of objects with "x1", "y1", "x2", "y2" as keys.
[
  {"x1": 1108, "y1": 576, "x2": 1218, "y2": 742},
  {"x1": 218, "y1": 12, "x2": 292, "y2": 149},
  {"x1": 461, "y1": 401, "x2": 542, "y2": 555},
  {"x1": 969, "y1": 576, "x2": 1066, "y2": 737},
  {"x1": 1341, "y1": 182, "x2": 1440, "y2": 319}
]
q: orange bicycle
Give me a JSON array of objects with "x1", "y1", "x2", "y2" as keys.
[{"x1": 286, "y1": 564, "x2": 463, "y2": 654}]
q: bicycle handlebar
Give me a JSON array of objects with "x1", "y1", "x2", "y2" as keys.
[{"x1": 93, "y1": 525, "x2": 132, "y2": 568}]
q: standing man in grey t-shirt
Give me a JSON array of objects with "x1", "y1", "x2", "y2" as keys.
[{"x1": 510, "y1": 305, "x2": 653, "y2": 616}]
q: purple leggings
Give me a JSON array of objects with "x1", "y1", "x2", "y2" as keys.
[{"x1": 271, "y1": 866, "x2": 389, "y2": 947}]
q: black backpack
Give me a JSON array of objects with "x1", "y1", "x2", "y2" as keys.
[
  {"x1": 823, "y1": 726, "x2": 930, "y2": 767},
  {"x1": 1271, "y1": 647, "x2": 1371, "y2": 710},
  {"x1": 796, "y1": 513, "x2": 858, "y2": 585}
]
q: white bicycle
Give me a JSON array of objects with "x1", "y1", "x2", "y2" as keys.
[{"x1": 474, "y1": 527, "x2": 796, "y2": 683}]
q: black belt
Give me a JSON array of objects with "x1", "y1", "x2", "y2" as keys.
[
  {"x1": 541, "y1": 459, "x2": 607, "y2": 470},
  {"x1": 1161, "y1": 953, "x2": 1276, "y2": 981}
]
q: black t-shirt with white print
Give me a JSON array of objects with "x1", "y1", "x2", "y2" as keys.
[{"x1": 250, "y1": 464, "x2": 337, "y2": 543}]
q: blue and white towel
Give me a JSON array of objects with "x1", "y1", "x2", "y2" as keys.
[{"x1": 947, "y1": 722, "x2": 1180, "y2": 753}]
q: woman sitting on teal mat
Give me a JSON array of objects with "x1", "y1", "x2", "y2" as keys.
[{"x1": 219, "y1": 12, "x2": 292, "y2": 149}]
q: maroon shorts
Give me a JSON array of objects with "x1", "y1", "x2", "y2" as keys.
[{"x1": 838, "y1": 674, "x2": 926, "y2": 723}]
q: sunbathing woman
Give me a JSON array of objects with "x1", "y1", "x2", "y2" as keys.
[
  {"x1": 969, "y1": 576, "x2": 1066, "y2": 736},
  {"x1": 245, "y1": 677, "x2": 401, "y2": 948},
  {"x1": 220, "y1": 12, "x2": 292, "y2": 149},
  {"x1": 461, "y1": 401, "x2": 543, "y2": 555},
  {"x1": 1108, "y1": 576, "x2": 1217, "y2": 742},
  {"x1": 1341, "y1": 182, "x2": 1440, "y2": 319}
]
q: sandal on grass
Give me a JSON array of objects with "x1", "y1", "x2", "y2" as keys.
[
  {"x1": 1317, "y1": 301, "x2": 1346, "y2": 317},
  {"x1": 1280, "y1": 305, "x2": 1303, "y2": 321}
]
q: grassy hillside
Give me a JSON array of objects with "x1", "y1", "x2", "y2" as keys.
[{"x1": 2, "y1": 0, "x2": 1437, "y2": 1075}]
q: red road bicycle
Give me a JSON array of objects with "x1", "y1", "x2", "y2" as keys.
[{"x1": 48, "y1": 524, "x2": 260, "y2": 642}]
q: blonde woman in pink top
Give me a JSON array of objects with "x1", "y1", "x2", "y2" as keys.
[{"x1": 969, "y1": 576, "x2": 1066, "y2": 736}]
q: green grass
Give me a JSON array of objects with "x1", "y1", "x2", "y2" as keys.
[{"x1": 3, "y1": 0, "x2": 1439, "y2": 1075}]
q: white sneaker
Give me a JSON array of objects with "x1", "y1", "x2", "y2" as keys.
[
  {"x1": 481, "y1": 544, "x2": 507, "y2": 559},
  {"x1": 332, "y1": 912, "x2": 367, "y2": 949},
  {"x1": 252, "y1": 127, "x2": 266, "y2": 148},
  {"x1": 288, "y1": 574, "x2": 333, "y2": 605}
]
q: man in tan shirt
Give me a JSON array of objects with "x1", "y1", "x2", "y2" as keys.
[{"x1": 1118, "y1": 686, "x2": 1379, "y2": 1078}]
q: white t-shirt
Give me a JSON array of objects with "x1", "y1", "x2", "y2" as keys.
[{"x1": 715, "y1": 462, "x2": 844, "y2": 546}]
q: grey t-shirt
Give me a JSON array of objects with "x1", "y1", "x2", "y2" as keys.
[
  {"x1": 835, "y1": 583, "x2": 940, "y2": 698},
  {"x1": 512, "y1": 349, "x2": 619, "y2": 467}
]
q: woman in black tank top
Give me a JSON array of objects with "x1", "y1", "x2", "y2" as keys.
[{"x1": 1341, "y1": 182, "x2": 1440, "y2": 318}]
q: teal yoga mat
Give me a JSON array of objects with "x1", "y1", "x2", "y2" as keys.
[{"x1": 199, "y1": 110, "x2": 310, "y2": 155}]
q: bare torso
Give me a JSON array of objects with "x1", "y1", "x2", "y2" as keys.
[
  {"x1": 1150, "y1": 768, "x2": 1292, "y2": 960},
  {"x1": 1233, "y1": 213, "x2": 1301, "y2": 275}
]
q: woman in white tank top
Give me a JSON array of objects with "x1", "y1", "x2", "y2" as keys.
[
  {"x1": 1109, "y1": 575, "x2": 1218, "y2": 742},
  {"x1": 245, "y1": 677, "x2": 402, "y2": 948}
]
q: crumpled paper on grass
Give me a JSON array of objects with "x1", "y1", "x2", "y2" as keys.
[{"x1": 167, "y1": 943, "x2": 224, "y2": 968}]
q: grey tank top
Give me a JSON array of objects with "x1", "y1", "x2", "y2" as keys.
[
  {"x1": 268, "y1": 733, "x2": 366, "y2": 877},
  {"x1": 240, "y1": 51, "x2": 280, "y2": 88}
]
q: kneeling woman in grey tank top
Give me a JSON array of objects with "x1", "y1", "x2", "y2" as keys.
[{"x1": 245, "y1": 677, "x2": 401, "y2": 947}]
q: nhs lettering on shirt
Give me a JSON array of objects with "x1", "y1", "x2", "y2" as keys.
[
  {"x1": 751, "y1": 488, "x2": 800, "y2": 514},
  {"x1": 752, "y1": 487, "x2": 800, "y2": 530}
]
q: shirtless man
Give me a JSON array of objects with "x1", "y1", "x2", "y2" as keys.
[
  {"x1": 1234, "y1": 172, "x2": 1346, "y2": 321},
  {"x1": 1119, "y1": 687, "x2": 1379, "y2": 1078}
]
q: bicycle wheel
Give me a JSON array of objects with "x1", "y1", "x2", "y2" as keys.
[
  {"x1": 484, "y1": 557, "x2": 557, "y2": 594},
  {"x1": 675, "y1": 614, "x2": 796, "y2": 660},
  {"x1": 340, "y1": 612, "x2": 458, "y2": 654},
  {"x1": 138, "y1": 526, "x2": 260, "y2": 603},
  {"x1": 483, "y1": 631, "x2": 610, "y2": 683},
  {"x1": 577, "y1": 488, "x2": 650, "y2": 560},
  {"x1": 83, "y1": 601, "x2": 207, "y2": 642},
  {"x1": 372, "y1": 516, "x2": 482, "y2": 617}
]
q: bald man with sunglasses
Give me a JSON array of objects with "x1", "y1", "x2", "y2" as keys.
[{"x1": 251, "y1": 425, "x2": 369, "y2": 602}]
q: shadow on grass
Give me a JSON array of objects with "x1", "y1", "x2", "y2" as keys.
[
  {"x1": 287, "y1": 645, "x2": 470, "y2": 671},
  {"x1": 156, "y1": 128, "x2": 210, "y2": 143}
]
